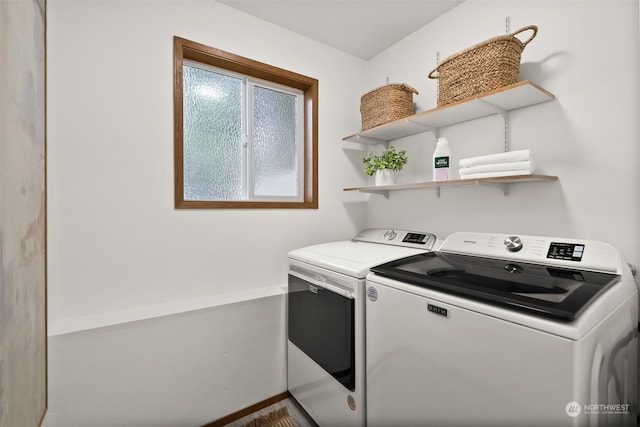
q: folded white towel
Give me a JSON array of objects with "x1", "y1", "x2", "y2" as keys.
[
  {"x1": 459, "y1": 160, "x2": 535, "y2": 176},
  {"x1": 459, "y1": 169, "x2": 535, "y2": 180},
  {"x1": 459, "y1": 149, "x2": 532, "y2": 168}
]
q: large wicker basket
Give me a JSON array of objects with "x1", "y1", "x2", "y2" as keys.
[
  {"x1": 360, "y1": 83, "x2": 419, "y2": 131},
  {"x1": 428, "y1": 25, "x2": 537, "y2": 106}
]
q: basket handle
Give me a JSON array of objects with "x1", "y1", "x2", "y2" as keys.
[
  {"x1": 400, "y1": 83, "x2": 419, "y2": 95},
  {"x1": 427, "y1": 68, "x2": 438, "y2": 80},
  {"x1": 511, "y1": 25, "x2": 538, "y2": 48}
]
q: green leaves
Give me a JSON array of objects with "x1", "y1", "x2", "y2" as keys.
[{"x1": 362, "y1": 146, "x2": 408, "y2": 176}]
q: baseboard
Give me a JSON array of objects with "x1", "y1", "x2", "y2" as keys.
[{"x1": 202, "y1": 391, "x2": 291, "y2": 427}]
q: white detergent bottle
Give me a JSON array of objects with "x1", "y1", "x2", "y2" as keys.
[{"x1": 433, "y1": 137, "x2": 451, "y2": 181}]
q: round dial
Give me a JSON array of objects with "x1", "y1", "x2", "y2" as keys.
[
  {"x1": 504, "y1": 236, "x2": 523, "y2": 252},
  {"x1": 383, "y1": 230, "x2": 397, "y2": 240}
]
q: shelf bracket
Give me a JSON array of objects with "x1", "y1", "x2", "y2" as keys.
[
  {"x1": 361, "y1": 189, "x2": 389, "y2": 199},
  {"x1": 350, "y1": 134, "x2": 389, "y2": 146},
  {"x1": 436, "y1": 186, "x2": 441, "y2": 198},
  {"x1": 405, "y1": 118, "x2": 438, "y2": 135},
  {"x1": 477, "y1": 98, "x2": 508, "y2": 121},
  {"x1": 503, "y1": 109, "x2": 510, "y2": 153},
  {"x1": 477, "y1": 99, "x2": 510, "y2": 152}
]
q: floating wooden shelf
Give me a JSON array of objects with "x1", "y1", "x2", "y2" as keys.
[
  {"x1": 343, "y1": 80, "x2": 555, "y2": 144},
  {"x1": 342, "y1": 81, "x2": 558, "y2": 197},
  {"x1": 343, "y1": 174, "x2": 558, "y2": 198}
]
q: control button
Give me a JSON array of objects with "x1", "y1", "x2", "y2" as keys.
[
  {"x1": 383, "y1": 230, "x2": 397, "y2": 240},
  {"x1": 504, "y1": 236, "x2": 523, "y2": 252}
]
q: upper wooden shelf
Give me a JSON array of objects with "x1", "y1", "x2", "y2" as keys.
[{"x1": 343, "y1": 81, "x2": 555, "y2": 144}]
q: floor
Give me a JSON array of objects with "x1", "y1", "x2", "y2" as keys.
[{"x1": 222, "y1": 397, "x2": 318, "y2": 427}]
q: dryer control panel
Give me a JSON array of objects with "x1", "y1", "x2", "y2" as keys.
[{"x1": 353, "y1": 229, "x2": 437, "y2": 250}]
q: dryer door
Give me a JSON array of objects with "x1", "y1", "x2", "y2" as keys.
[{"x1": 288, "y1": 271, "x2": 355, "y2": 390}]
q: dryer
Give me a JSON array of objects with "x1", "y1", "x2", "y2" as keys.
[{"x1": 287, "y1": 229, "x2": 437, "y2": 426}]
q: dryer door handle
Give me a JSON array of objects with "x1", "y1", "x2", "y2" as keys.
[{"x1": 289, "y1": 267, "x2": 355, "y2": 299}]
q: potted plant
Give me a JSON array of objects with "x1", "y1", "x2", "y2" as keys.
[{"x1": 363, "y1": 146, "x2": 408, "y2": 186}]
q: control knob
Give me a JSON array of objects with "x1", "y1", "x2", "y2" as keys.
[
  {"x1": 504, "y1": 236, "x2": 523, "y2": 252},
  {"x1": 383, "y1": 230, "x2": 397, "y2": 241}
]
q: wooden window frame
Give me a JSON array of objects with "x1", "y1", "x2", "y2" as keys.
[{"x1": 173, "y1": 36, "x2": 318, "y2": 209}]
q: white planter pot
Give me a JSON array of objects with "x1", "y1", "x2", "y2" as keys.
[{"x1": 374, "y1": 169, "x2": 395, "y2": 186}]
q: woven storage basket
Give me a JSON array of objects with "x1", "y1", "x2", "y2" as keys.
[
  {"x1": 428, "y1": 25, "x2": 537, "y2": 106},
  {"x1": 360, "y1": 83, "x2": 419, "y2": 131}
]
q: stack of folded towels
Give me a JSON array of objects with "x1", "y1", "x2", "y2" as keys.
[{"x1": 458, "y1": 149, "x2": 535, "y2": 179}]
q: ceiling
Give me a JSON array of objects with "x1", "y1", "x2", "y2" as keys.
[{"x1": 217, "y1": 1, "x2": 464, "y2": 59}]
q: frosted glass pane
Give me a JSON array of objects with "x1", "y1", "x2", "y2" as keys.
[
  {"x1": 253, "y1": 86, "x2": 298, "y2": 197},
  {"x1": 183, "y1": 65, "x2": 243, "y2": 200}
]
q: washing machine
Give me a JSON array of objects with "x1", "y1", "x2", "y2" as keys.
[
  {"x1": 366, "y1": 231, "x2": 638, "y2": 427},
  {"x1": 287, "y1": 229, "x2": 438, "y2": 426}
]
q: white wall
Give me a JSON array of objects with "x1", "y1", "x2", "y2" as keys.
[
  {"x1": 363, "y1": 0, "x2": 640, "y2": 269},
  {"x1": 46, "y1": 1, "x2": 367, "y2": 425},
  {"x1": 47, "y1": 0, "x2": 367, "y2": 331}
]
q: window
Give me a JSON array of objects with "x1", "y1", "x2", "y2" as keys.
[{"x1": 173, "y1": 36, "x2": 318, "y2": 209}]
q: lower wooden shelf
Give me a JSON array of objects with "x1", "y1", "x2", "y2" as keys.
[{"x1": 343, "y1": 174, "x2": 558, "y2": 198}]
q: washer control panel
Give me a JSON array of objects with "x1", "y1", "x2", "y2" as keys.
[{"x1": 440, "y1": 232, "x2": 620, "y2": 273}]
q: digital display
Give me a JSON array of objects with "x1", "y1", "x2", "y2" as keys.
[
  {"x1": 403, "y1": 233, "x2": 427, "y2": 244},
  {"x1": 547, "y1": 242, "x2": 585, "y2": 262}
]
